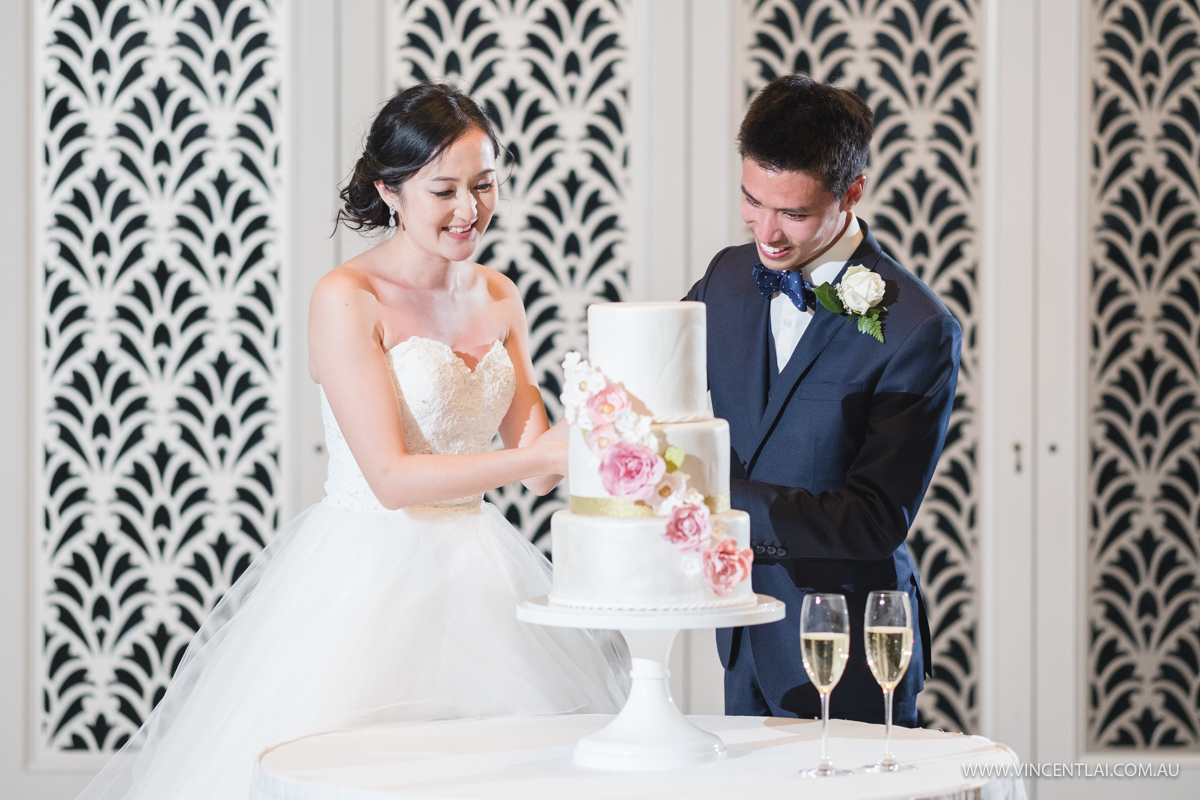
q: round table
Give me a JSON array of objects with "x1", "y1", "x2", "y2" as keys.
[{"x1": 251, "y1": 715, "x2": 1027, "y2": 800}]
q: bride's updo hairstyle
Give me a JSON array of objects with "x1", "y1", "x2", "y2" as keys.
[{"x1": 337, "y1": 82, "x2": 502, "y2": 231}]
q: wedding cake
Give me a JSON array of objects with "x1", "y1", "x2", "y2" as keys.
[{"x1": 548, "y1": 302, "x2": 755, "y2": 610}]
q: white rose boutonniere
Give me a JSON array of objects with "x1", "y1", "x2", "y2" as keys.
[{"x1": 813, "y1": 264, "x2": 889, "y2": 343}]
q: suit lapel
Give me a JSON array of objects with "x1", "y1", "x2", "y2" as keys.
[
  {"x1": 740, "y1": 280, "x2": 771, "y2": 423},
  {"x1": 746, "y1": 221, "x2": 887, "y2": 470},
  {"x1": 720, "y1": 271, "x2": 771, "y2": 461}
]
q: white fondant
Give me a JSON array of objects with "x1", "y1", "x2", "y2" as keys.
[
  {"x1": 549, "y1": 510, "x2": 755, "y2": 610},
  {"x1": 567, "y1": 419, "x2": 731, "y2": 500},
  {"x1": 587, "y1": 302, "x2": 708, "y2": 422}
]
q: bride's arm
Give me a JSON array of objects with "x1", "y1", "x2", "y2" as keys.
[
  {"x1": 494, "y1": 275, "x2": 563, "y2": 496},
  {"x1": 309, "y1": 270, "x2": 565, "y2": 510}
]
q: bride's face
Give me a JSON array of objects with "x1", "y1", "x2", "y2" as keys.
[{"x1": 383, "y1": 127, "x2": 498, "y2": 263}]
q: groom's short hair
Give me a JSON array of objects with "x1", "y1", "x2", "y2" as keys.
[{"x1": 738, "y1": 73, "x2": 873, "y2": 198}]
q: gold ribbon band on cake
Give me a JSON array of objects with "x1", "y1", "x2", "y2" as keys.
[{"x1": 569, "y1": 492, "x2": 731, "y2": 517}]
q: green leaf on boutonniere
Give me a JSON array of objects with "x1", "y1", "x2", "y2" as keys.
[
  {"x1": 663, "y1": 446, "x2": 686, "y2": 473},
  {"x1": 857, "y1": 313, "x2": 885, "y2": 343},
  {"x1": 813, "y1": 283, "x2": 843, "y2": 313}
]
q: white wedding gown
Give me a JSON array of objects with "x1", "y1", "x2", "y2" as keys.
[{"x1": 78, "y1": 337, "x2": 628, "y2": 800}]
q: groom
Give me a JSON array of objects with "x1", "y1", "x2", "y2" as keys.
[{"x1": 685, "y1": 74, "x2": 961, "y2": 725}]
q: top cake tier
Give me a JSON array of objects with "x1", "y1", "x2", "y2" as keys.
[{"x1": 587, "y1": 302, "x2": 709, "y2": 423}]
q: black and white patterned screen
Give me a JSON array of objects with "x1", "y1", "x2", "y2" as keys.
[
  {"x1": 742, "y1": 0, "x2": 982, "y2": 733},
  {"x1": 386, "y1": 0, "x2": 632, "y2": 547},
  {"x1": 33, "y1": 0, "x2": 284, "y2": 758},
  {"x1": 1087, "y1": 0, "x2": 1200, "y2": 751}
]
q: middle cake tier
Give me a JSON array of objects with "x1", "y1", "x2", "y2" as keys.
[{"x1": 567, "y1": 418, "x2": 731, "y2": 512}]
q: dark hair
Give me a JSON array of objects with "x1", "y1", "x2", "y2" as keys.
[
  {"x1": 737, "y1": 73, "x2": 873, "y2": 197},
  {"x1": 337, "y1": 82, "x2": 502, "y2": 231}
]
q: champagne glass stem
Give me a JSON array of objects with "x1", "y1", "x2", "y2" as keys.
[
  {"x1": 819, "y1": 691, "x2": 831, "y2": 770},
  {"x1": 882, "y1": 686, "x2": 895, "y2": 767}
]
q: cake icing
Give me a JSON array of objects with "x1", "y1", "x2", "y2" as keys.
[{"x1": 584, "y1": 302, "x2": 708, "y2": 422}]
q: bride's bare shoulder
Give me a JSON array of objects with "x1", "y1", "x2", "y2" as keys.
[
  {"x1": 470, "y1": 262, "x2": 521, "y2": 306},
  {"x1": 313, "y1": 257, "x2": 378, "y2": 304},
  {"x1": 470, "y1": 263, "x2": 526, "y2": 336},
  {"x1": 310, "y1": 257, "x2": 387, "y2": 332},
  {"x1": 308, "y1": 260, "x2": 386, "y2": 383}
]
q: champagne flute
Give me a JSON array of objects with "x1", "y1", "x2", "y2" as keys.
[
  {"x1": 798, "y1": 593, "x2": 850, "y2": 777},
  {"x1": 863, "y1": 590, "x2": 915, "y2": 772}
]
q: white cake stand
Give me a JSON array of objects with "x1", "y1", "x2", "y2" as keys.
[{"x1": 516, "y1": 594, "x2": 785, "y2": 771}]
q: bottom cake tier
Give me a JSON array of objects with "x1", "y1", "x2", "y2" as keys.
[{"x1": 548, "y1": 509, "x2": 756, "y2": 610}]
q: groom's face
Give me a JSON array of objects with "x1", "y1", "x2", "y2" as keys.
[{"x1": 740, "y1": 159, "x2": 864, "y2": 272}]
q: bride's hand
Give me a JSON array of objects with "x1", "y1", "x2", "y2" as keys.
[
  {"x1": 537, "y1": 418, "x2": 569, "y2": 442},
  {"x1": 541, "y1": 437, "x2": 568, "y2": 478},
  {"x1": 521, "y1": 438, "x2": 567, "y2": 496}
]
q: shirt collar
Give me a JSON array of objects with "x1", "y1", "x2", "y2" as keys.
[{"x1": 802, "y1": 213, "x2": 864, "y2": 286}]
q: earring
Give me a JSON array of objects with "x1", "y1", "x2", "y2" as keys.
[{"x1": 387, "y1": 204, "x2": 396, "y2": 228}]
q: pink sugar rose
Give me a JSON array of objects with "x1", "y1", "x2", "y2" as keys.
[
  {"x1": 702, "y1": 536, "x2": 754, "y2": 596},
  {"x1": 663, "y1": 501, "x2": 712, "y2": 552},
  {"x1": 600, "y1": 440, "x2": 665, "y2": 502},
  {"x1": 586, "y1": 385, "x2": 631, "y2": 427},
  {"x1": 585, "y1": 424, "x2": 620, "y2": 457}
]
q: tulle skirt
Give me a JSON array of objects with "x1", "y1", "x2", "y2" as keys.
[{"x1": 77, "y1": 501, "x2": 629, "y2": 800}]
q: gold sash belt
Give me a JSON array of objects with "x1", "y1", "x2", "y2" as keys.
[{"x1": 569, "y1": 492, "x2": 731, "y2": 518}]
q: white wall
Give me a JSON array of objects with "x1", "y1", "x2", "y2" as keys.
[
  {"x1": 630, "y1": 0, "x2": 740, "y2": 717},
  {"x1": 980, "y1": 0, "x2": 1037, "y2": 766},
  {"x1": 1, "y1": 5, "x2": 94, "y2": 797},
  {"x1": 0, "y1": 4, "x2": 76, "y2": 798}
]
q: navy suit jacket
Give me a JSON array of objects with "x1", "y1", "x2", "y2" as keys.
[{"x1": 685, "y1": 220, "x2": 961, "y2": 717}]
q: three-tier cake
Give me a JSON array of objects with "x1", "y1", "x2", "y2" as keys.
[{"x1": 548, "y1": 302, "x2": 755, "y2": 610}]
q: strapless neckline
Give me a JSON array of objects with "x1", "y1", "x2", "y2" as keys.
[
  {"x1": 319, "y1": 334, "x2": 516, "y2": 513},
  {"x1": 388, "y1": 336, "x2": 506, "y2": 375}
]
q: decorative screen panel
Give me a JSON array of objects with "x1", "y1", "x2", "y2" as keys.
[
  {"x1": 1087, "y1": 0, "x2": 1200, "y2": 751},
  {"x1": 385, "y1": 0, "x2": 631, "y2": 548},
  {"x1": 742, "y1": 0, "x2": 982, "y2": 733},
  {"x1": 32, "y1": 0, "x2": 285, "y2": 758}
]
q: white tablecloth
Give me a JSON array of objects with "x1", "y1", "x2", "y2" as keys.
[{"x1": 252, "y1": 715, "x2": 1027, "y2": 800}]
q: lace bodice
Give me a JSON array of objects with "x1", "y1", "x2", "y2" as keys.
[{"x1": 320, "y1": 337, "x2": 516, "y2": 512}]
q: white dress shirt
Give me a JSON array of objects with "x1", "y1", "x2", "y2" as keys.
[{"x1": 770, "y1": 214, "x2": 864, "y2": 371}]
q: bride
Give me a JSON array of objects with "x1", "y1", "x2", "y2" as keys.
[{"x1": 78, "y1": 82, "x2": 628, "y2": 800}]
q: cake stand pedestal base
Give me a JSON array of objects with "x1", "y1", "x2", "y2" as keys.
[
  {"x1": 516, "y1": 595, "x2": 785, "y2": 771},
  {"x1": 575, "y1": 628, "x2": 721, "y2": 770}
]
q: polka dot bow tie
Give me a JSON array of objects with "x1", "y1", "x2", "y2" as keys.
[{"x1": 752, "y1": 263, "x2": 816, "y2": 312}]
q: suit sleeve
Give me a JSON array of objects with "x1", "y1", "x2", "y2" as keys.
[{"x1": 730, "y1": 311, "x2": 962, "y2": 561}]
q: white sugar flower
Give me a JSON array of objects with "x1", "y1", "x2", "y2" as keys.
[
  {"x1": 560, "y1": 352, "x2": 606, "y2": 426},
  {"x1": 647, "y1": 470, "x2": 688, "y2": 516},
  {"x1": 679, "y1": 552, "x2": 704, "y2": 578},
  {"x1": 612, "y1": 406, "x2": 657, "y2": 450}
]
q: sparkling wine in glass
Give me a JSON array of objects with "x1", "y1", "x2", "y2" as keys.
[
  {"x1": 798, "y1": 593, "x2": 850, "y2": 778},
  {"x1": 863, "y1": 590, "x2": 915, "y2": 772}
]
